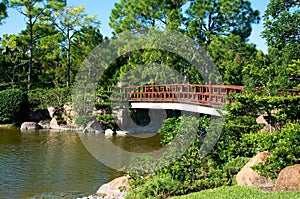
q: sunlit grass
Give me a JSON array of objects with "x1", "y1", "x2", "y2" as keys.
[{"x1": 173, "y1": 186, "x2": 300, "y2": 199}]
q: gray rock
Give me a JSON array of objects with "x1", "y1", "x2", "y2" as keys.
[
  {"x1": 50, "y1": 118, "x2": 60, "y2": 129},
  {"x1": 76, "y1": 195, "x2": 107, "y2": 199},
  {"x1": 20, "y1": 122, "x2": 41, "y2": 131},
  {"x1": 105, "y1": 129, "x2": 116, "y2": 136},
  {"x1": 38, "y1": 119, "x2": 51, "y2": 129}
]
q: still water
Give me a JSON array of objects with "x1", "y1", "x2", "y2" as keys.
[{"x1": 0, "y1": 128, "x2": 162, "y2": 198}]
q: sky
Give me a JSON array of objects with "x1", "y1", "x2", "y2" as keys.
[{"x1": 0, "y1": 0, "x2": 269, "y2": 53}]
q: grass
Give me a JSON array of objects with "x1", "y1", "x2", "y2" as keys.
[{"x1": 173, "y1": 186, "x2": 300, "y2": 199}]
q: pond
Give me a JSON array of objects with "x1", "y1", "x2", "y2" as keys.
[{"x1": 0, "y1": 128, "x2": 162, "y2": 198}]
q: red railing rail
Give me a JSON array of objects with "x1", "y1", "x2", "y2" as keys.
[{"x1": 119, "y1": 83, "x2": 245, "y2": 107}]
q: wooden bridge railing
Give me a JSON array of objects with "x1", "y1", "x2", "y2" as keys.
[{"x1": 118, "y1": 83, "x2": 245, "y2": 107}]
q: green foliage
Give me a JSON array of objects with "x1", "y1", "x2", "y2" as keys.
[
  {"x1": 126, "y1": 175, "x2": 181, "y2": 199},
  {"x1": 97, "y1": 114, "x2": 115, "y2": 129},
  {"x1": 260, "y1": 0, "x2": 300, "y2": 90},
  {"x1": 75, "y1": 115, "x2": 95, "y2": 126},
  {"x1": 110, "y1": 0, "x2": 187, "y2": 33},
  {"x1": 186, "y1": 0, "x2": 260, "y2": 45},
  {"x1": 228, "y1": 94, "x2": 300, "y2": 130},
  {"x1": 241, "y1": 123, "x2": 300, "y2": 179},
  {"x1": 0, "y1": 0, "x2": 8, "y2": 24},
  {"x1": 0, "y1": 89, "x2": 28, "y2": 124},
  {"x1": 28, "y1": 87, "x2": 72, "y2": 109},
  {"x1": 127, "y1": 92, "x2": 300, "y2": 198},
  {"x1": 10, "y1": 0, "x2": 67, "y2": 90},
  {"x1": 53, "y1": 4, "x2": 101, "y2": 87},
  {"x1": 158, "y1": 117, "x2": 181, "y2": 146},
  {"x1": 207, "y1": 34, "x2": 257, "y2": 85}
]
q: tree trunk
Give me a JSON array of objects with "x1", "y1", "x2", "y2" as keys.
[
  {"x1": 67, "y1": 30, "x2": 71, "y2": 87},
  {"x1": 28, "y1": 17, "x2": 33, "y2": 90}
]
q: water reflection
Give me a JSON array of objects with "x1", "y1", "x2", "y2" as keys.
[{"x1": 0, "y1": 129, "x2": 123, "y2": 198}]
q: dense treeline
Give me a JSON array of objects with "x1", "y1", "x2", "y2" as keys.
[
  {"x1": 0, "y1": 0, "x2": 102, "y2": 90},
  {"x1": 0, "y1": 0, "x2": 299, "y2": 94}
]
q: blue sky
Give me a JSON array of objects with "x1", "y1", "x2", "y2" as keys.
[{"x1": 0, "y1": 0, "x2": 269, "y2": 53}]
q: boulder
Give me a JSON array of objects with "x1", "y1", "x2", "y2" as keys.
[
  {"x1": 236, "y1": 152, "x2": 275, "y2": 191},
  {"x1": 47, "y1": 107, "x2": 55, "y2": 118},
  {"x1": 38, "y1": 119, "x2": 51, "y2": 129},
  {"x1": 20, "y1": 122, "x2": 41, "y2": 131},
  {"x1": 96, "y1": 176, "x2": 130, "y2": 199},
  {"x1": 50, "y1": 118, "x2": 60, "y2": 129},
  {"x1": 105, "y1": 129, "x2": 116, "y2": 136},
  {"x1": 256, "y1": 115, "x2": 268, "y2": 125},
  {"x1": 256, "y1": 115, "x2": 276, "y2": 133},
  {"x1": 274, "y1": 164, "x2": 300, "y2": 191}
]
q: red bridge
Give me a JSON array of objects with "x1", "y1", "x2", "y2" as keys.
[
  {"x1": 125, "y1": 83, "x2": 244, "y2": 107},
  {"x1": 113, "y1": 84, "x2": 298, "y2": 116}
]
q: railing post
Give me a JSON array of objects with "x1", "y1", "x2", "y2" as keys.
[{"x1": 209, "y1": 81, "x2": 212, "y2": 104}]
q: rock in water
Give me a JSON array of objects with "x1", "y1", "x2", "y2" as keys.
[
  {"x1": 20, "y1": 122, "x2": 41, "y2": 131},
  {"x1": 104, "y1": 129, "x2": 116, "y2": 136},
  {"x1": 274, "y1": 164, "x2": 300, "y2": 191},
  {"x1": 236, "y1": 152, "x2": 275, "y2": 191},
  {"x1": 50, "y1": 118, "x2": 60, "y2": 129}
]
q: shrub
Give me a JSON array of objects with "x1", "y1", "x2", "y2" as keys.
[
  {"x1": 97, "y1": 114, "x2": 116, "y2": 129},
  {"x1": 241, "y1": 123, "x2": 300, "y2": 179},
  {"x1": 28, "y1": 87, "x2": 72, "y2": 109},
  {"x1": 75, "y1": 115, "x2": 96, "y2": 126},
  {"x1": 126, "y1": 175, "x2": 181, "y2": 199},
  {"x1": 0, "y1": 89, "x2": 29, "y2": 124}
]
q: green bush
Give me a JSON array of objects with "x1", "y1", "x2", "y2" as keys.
[
  {"x1": 97, "y1": 114, "x2": 116, "y2": 129},
  {"x1": 241, "y1": 123, "x2": 300, "y2": 179},
  {"x1": 0, "y1": 89, "x2": 28, "y2": 124},
  {"x1": 126, "y1": 175, "x2": 181, "y2": 199},
  {"x1": 28, "y1": 87, "x2": 72, "y2": 109},
  {"x1": 75, "y1": 115, "x2": 96, "y2": 126},
  {"x1": 125, "y1": 93, "x2": 300, "y2": 198}
]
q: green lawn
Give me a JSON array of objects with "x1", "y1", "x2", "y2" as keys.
[{"x1": 173, "y1": 186, "x2": 300, "y2": 199}]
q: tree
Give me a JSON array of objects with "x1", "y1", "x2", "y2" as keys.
[
  {"x1": 262, "y1": 0, "x2": 299, "y2": 51},
  {"x1": 72, "y1": 25, "x2": 103, "y2": 67},
  {"x1": 110, "y1": 0, "x2": 188, "y2": 33},
  {"x1": 208, "y1": 34, "x2": 257, "y2": 85},
  {"x1": 186, "y1": 0, "x2": 260, "y2": 45},
  {"x1": 52, "y1": 5, "x2": 100, "y2": 87},
  {"x1": 261, "y1": 0, "x2": 300, "y2": 90},
  {"x1": 9, "y1": 0, "x2": 66, "y2": 90},
  {"x1": 34, "y1": 25, "x2": 64, "y2": 87},
  {"x1": 1, "y1": 33, "x2": 29, "y2": 89},
  {"x1": 0, "y1": 0, "x2": 8, "y2": 24}
]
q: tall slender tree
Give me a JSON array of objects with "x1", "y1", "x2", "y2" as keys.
[
  {"x1": 9, "y1": 0, "x2": 66, "y2": 90},
  {"x1": 52, "y1": 5, "x2": 100, "y2": 87}
]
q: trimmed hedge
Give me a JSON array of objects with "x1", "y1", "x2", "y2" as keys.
[{"x1": 0, "y1": 89, "x2": 29, "y2": 124}]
